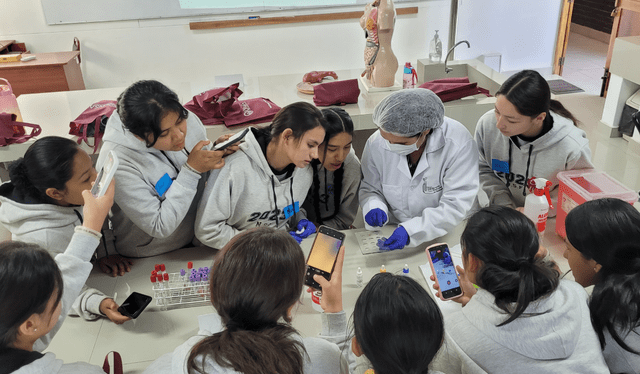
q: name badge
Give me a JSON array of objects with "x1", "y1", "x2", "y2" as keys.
[
  {"x1": 155, "y1": 173, "x2": 173, "y2": 197},
  {"x1": 283, "y1": 201, "x2": 300, "y2": 219},
  {"x1": 491, "y1": 159, "x2": 510, "y2": 174}
]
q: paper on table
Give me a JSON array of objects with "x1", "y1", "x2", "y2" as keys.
[{"x1": 419, "y1": 243, "x2": 463, "y2": 314}]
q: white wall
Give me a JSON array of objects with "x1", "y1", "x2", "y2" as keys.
[
  {"x1": 454, "y1": 0, "x2": 563, "y2": 74},
  {"x1": 0, "y1": 0, "x2": 450, "y2": 95}
]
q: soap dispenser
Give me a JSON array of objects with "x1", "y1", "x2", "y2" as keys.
[{"x1": 429, "y1": 30, "x2": 442, "y2": 63}]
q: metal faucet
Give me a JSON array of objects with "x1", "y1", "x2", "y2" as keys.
[{"x1": 445, "y1": 40, "x2": 470, "y2": 74}]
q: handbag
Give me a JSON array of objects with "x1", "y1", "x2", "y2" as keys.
[
  {"x1": 102, "y1": 351, "x2": 123, "y2": 374},
  {"x1": 419, "y1": 77, "x2": 491, "y2": 102},
  {"x1": 313, "y1": 79, "x2": 360, "y2": 106},
  {"x1": 185, "y1": 84, "x2": 280, "y2": 127},
  {"x1": 69, "y1": 100, "x2": 117, "y2": 153},
  {"x1": 0, "y1": 78, "x2": 25, "y2": 136},
  {"x1": 0, "y1": 113, "x2": 42, "y2": 146}
]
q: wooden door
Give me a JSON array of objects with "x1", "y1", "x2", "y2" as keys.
[{"x1": 553, "y1": 0, "x2": 575, "y2": 75}]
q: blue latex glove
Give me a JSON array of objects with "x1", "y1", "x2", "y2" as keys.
[
  {"x1": 383, "y1": 226, "x2": 410, "y2": 251},
  {"x1": 289, "y1": 232, "x2": 303, "y2": 244},
  {"x1": 293, "y1": 219, "x2": 316, "y2": 239},
  {"x1": 365, "y1": 208, "x2": 387, "y2": 227}
]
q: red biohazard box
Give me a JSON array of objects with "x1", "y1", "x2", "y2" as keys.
[{"x1": 556, "y1": 169, "x2": 638, "y2": 238}]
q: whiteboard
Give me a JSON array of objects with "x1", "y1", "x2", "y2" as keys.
[{"x1": 41, "y1": 0, "x2": 417, "y2": 25}]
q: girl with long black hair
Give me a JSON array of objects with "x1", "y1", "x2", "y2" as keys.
[
  {"x1": 565, "y1": 198, "x2": 640, "y2": 373},
  {"x1": 303, "y1": 107, "x2": 361, "y2": 230}
]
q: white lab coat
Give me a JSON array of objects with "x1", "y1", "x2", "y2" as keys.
[{"x1": 359, "y1": 118, "x2": 479, "y2": 247}]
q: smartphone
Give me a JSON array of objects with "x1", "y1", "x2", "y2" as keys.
[
  {"x1": 426, "y1": 243, "x2": 463, "y2": 300},
  {"x1": 91, "y1": 151, "x2": 119, "y2": 197},
  {"x1": 117, "y1": 292, "x2": 152, "y2": 319},
  {"x1": 213, "y1": 128, "x2": 250, "y2": 151},
  {"x1": 304, "y1": 225, "x2": 346, "y2": 290}
]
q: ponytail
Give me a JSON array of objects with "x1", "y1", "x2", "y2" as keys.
[
  {"x1": 550, "y1": 99, "x2": 579, "y2": 126},
  {"x1": 462, "y1": 206, "x2": 559, "y2": 326}
]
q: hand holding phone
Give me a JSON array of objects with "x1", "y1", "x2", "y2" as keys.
[
  {"x1": 304, "y1": 226, "x2": 346, "y2": 290},
  {"x1": 92, "y1": 151, "x2": 119, "y2": 197},
  {"x1": 117, "y1": 292, "x2": 152, "y2": 319},
  {"x1": 213, "y1": 128, "x2": 250, "y2": 151},
  {"x1": 426, "y1": 243, "x2": 463, "y2": 301}
]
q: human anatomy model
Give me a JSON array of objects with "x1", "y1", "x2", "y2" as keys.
[{"x1": 360, "y1": 0, "x2": 398, "y2": 88}]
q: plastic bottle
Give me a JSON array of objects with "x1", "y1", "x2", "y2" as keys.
[
  {"x1": 402, "y1": 62, "x2": 418, "y2": 89},
  {"x1": 523, "y1": 178, "x2": 553, "y2": 236},
  {"x1": 311, "y1": 290, "x2": 323, "y2": 312},
  {"x1": 429, "y1": 30, "x2": 442, "y2": 63},
  {"x1": 356, "y1": 267, "x2": 363, "y2": 287},
  {"x1": 402, "y1": 264, "x2": 410, "y2": 276},
  {"x1": 380, "y1": 265, "x2": 387, "y2": 273}
]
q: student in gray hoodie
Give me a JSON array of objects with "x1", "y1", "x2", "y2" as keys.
[
  {"x1": 565, "y1": 198, "x2": 640, "y2": 374},
  {"x1": 97, "y1": 80, "x2": 232, "y2": 257},
  {"x1": 303, "y1": 108, "x2": 362, "y2": 230},
  {"x1": 145, "y1": 227, "x2": 351, "y2": 374},
  {"x1": 196, "y1": 102, "x2": 326, "y2": 249},
  {"x1": 431, "y1": 206, "x2": 609, "y2": 374},
  {"x1": 475, "y1": 70, "x2": 593, "y2": 215},
  {"x1": 0, "y1": 182, "x2": 118, "y2": 374},
  {"x1": 0, "y1": 137, "x2": 129, "y2": 324}
]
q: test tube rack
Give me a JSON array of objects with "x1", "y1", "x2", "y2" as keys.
[{"x1": 152, "y1": 272, "x2": 210, "y2": 308}]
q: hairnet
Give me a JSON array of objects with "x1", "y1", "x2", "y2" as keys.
[{"x1": 372, "y1": 89, "x2": 444, "y2": 136}]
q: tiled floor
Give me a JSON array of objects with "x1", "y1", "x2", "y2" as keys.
[{"x1": 561, "y1": 32, "x2": 609, "y2": 95}]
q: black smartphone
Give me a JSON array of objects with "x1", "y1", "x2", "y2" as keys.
[
  {"x1": 304, "y1": 225, "x2": 345, "y2": 290},
  {"x1": 426, "y1": 243, "x2": 463, "y2": 300},
  {"x1": 212, "y1": 128, "x2": 250, "y2": 151},
  {"x1": 117, "y1": 292, "x2": 152, "y2": 319}
]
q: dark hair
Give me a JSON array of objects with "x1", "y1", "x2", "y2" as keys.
[
  {"x1": 8, "y1": 136, "x2": 81, "y2": 204},
  {"x1": 497, "y1": 70, "x2": 579, "y2": 126},
  {"x1": 461, "y1": 206, "x2": 559, "y2": 326},
  {"x1": 256, "y1": 101, "x2": 325, "y2": 145},
  {"x1": 0, "y1": 241, "x2": 63, "y2": 349},
  {"x1": 566, "y1": 198, "x2": 640, "y2": 353},
  {"x1": 117, "y1": 80, "x2": 188, "y2": 148},
  {"x1": 187, "y1": 227, "x2": 307, "y2": 374},
  {"x1": 311, "y1": 108, "x2": 355, "y2": 225},
  {"x1": 353, "y1": 273, "x2": 444, "y2": 374}
]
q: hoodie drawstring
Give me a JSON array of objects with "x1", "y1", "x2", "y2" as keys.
[
  {"x1": 506, "y1": 141, "x2": 512, "y2": 188},
  {"x1": 523, "y1": 145, "x2": 534, "y2": 196},
  {"x1": 74, "y1": 209, "x2": 83, "y2": 224},
  {"x1": 323, "y1": 168, "x2": 329, "y2": 211},
  {"x1": 74, "y1": 209, "x2": 109, "y2": 258},
  {"x1": 270, "y1": 174, "x2": 296, "y2": 228}
]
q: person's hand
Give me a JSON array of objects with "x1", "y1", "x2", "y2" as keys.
[
  {"x1": 295, "y1": 219, "x2": 316, "y2": 239},
  {"x1": 187, "y1": 140, "x2": 225, "y2": 173},
  {"x1": 516, "y1": 207, "x2": 525, "y2": 213},
  {"x1": 365, "y1": 208, "x2": 387, "y2": 227},
  {"x1": 307, "y1": 245, "x2": 345, "y2": 313},
  {"x1": 98, "y1": 255, "x2": 133, "y2": 277},
  {"x1": 289, "y1": 232, "x2": 303, "y2": 244},
  {"x1": 383, "y1": 226, "x2": 409, "y2": 250},
  {"x1": 213, "y1": 133, "x2": 240, "y2": 155},
  {"x1": 81, "y1": 180, "x2": 115, "y2": 232},
  {"x1": 430, "y1": 265, "x2": 476, "y2": 306},
  {"x1": 99, "y1": 298, "x2": 131, "y2": 325}
]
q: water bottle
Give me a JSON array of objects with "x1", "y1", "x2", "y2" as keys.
[
  {"x1": 429, "y1": 30, "x2": 442, "y2": 63},
  {"x1": 311, "y1": 290, "x2": 323, "y2": 312},
  {"x1": 523, "y1": 178, "x2": 553, "y2": 236},
  {"x1": 356, "y1": 267, "x2": 364, "y2": 287},
  {"x1": 402, "y1": 62, "x2": 417, "y2": 89}
]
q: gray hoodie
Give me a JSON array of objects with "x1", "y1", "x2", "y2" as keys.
[
  {"x1": 475, "y1": 110, "x2": 593, "y2": 215},
  {"x1": 10, "y1": 230, "x2": 106, "y2": 374},
  {"x1": 143, "y1": 311, "x2": 353, "y2": 374},
  {"x1": 431, "y1": 280, "x2": 609, "y2": 373},
  {"x1": 195, "y1": 128, "x2": 312, "y2": 249},
  {"x1": 603, "y1": 326, "x2": 640, "y2": 373},
  {"x1": 302, "y1": 149, "x2": 362, "y2": 230},
  {"x1": 96, "y1": 110, "x2": 209, "y2": 257},
  {"x1": 0, "y1": 184, "x2": 108, "y2": 320}
]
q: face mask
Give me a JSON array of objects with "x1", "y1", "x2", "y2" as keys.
[{"x1": 383, "y1": 133, "x2": 424, "y2": 156}]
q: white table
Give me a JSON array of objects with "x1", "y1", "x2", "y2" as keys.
[{"x1": 45, "y1": 219, "x2": 571, "y2": 368}]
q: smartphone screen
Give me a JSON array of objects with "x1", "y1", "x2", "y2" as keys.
[
  {"x1": 428, "y1": 244, "x2": 462, "y2": 299},
  {"x1": 305, "y1": 226, "x2": 345, "y2": 289},
  {"x1": 117, "y1": 292, "x2": 152, "y2": 319}
]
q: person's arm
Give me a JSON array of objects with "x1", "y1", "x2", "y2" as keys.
[
  {"x1": 402, "y1": 137, "x2": 479, "y2": 246},
  {"x1": 359, "y1": 137, "x2": 390, "y2": 230},
  {"x1": 323, "y1": 155, "x2": 362, "y2": 230},
  {"x1": 195, "y1": 168, "x2": 242, "y2": 249},
  {"x1": 475, "y1": 119, "x2": 517, "y2": 209},
  {"x1": 34, "y1": 184, "x2": 114, "y2": 351}
]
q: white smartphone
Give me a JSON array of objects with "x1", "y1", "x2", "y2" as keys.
[
  {"x1": 426, "y1": 243, "x2": 463, "y2": 301},
  {"x1": 91, "y1": 151, "x2": 119, "y2": 197},
  {"x1": 213, "y1": 128, "x2": 250, "y2": 151}
]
